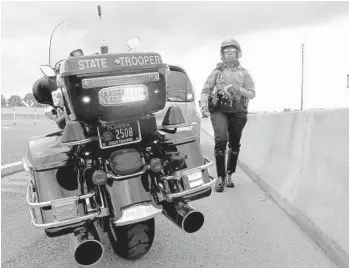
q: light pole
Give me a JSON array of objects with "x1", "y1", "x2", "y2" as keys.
[{"x1": 301, "y1": 43, "x2": 304, "y2": 111}]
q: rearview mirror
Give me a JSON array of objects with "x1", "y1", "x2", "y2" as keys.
[
  {"x1": 40, "y1": 65, "x2": 56, "y2": 78},
  {"x1": 127, "y1": 37, "x2": 141, "y2": 50}
]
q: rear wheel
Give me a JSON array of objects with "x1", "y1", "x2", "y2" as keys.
[{"x1": 107, "y1": 218, "x2": 155, "y2": 260}]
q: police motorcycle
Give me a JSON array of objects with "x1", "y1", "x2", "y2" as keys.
[{"x1": 22, "y1": 6, "x2": 216, "y2": 266}]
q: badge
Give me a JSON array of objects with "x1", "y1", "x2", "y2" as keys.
[
  {"x1": 102, "y1": 131, "x2": 113, "y2": 142},
  {"x1": 114, "y1": 58, "x2": 121, "y2": 65}
]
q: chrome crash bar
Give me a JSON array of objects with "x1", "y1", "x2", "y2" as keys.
[
  {"x1": 106, "y1": 165, "x2": 149, "y2": 181},
  {"x1": 26, "y1": 183, "x2": 100, "y2": 229},
  {"x1": 160, "y1": 156, "x2": 216, "y2": 199},
  {"x1": 163, "y1": 174, "x2": 216, "y2": 199},
  {"x1": 106, "y1": 155, "x2": 213, "y2": 182}
]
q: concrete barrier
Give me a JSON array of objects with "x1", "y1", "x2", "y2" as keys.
[{"x1": 201, "y1": 110, "x2": 349, "y2": 268}]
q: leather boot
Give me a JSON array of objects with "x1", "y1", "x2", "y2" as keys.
[
  {"x1": 226, "y1": 148, "x2": 239, "y2": 188},
  {"x1": 225, "y1": 173, "x2": 235, "y2": 188},
  {"x1": 227, "y1": 147, "x2": 239, "y2": 174},
  {"x1": 214, "y1": 154, "x2": 226, "y2": 192}
]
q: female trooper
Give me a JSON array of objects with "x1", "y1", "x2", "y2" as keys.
[{"x1": 200, "y1": 38, "x2": 255, "y2": 192}]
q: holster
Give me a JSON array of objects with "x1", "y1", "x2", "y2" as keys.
[
  {"x1": 208, "y1": 91, "x2": 225, "y2": 113},
  {"x1": 211, "y1": 94, "x2": 220, "y2": 108}
]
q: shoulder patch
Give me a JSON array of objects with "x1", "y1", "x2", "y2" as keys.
[{"x1": 215, "y1": 61, "x2": 225, "y2": 70}]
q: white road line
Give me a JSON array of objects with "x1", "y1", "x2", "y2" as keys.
[
  {"x1": 1, "y1": 187, "x2": 25, "y2": 194},
  {"x1": 1, "y1": 172, "x2": 28, "y2": 184},
  {"x1": 1, "y1": 161, "x2": 23, "y2": 169},
  {"x1": 4, "y1": 181, "x2": 28, "y2": 186}
]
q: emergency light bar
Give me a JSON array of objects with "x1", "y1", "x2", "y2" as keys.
[{"x1": 82, "y1": 72, "x2": 160, "y2": 89}]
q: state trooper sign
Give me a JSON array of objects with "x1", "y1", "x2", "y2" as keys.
[
  {"x1": 78, "y1": 58, "x2": 108, "y2": 70},
  {"x1": 60, "y1": 53, "x2": 164, "y2": 76},
  {"x1": 114, "y1": 55, "x2": 162, "y2": 67}
]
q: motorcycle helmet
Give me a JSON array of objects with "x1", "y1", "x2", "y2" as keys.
[
  {"x1": 220, "y1": 38, "x2": 242, "y2": 59},
  {"x1": 32, "y1": 76, "x2": 56, "y2": 106}
]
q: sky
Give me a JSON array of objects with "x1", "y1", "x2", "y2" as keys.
[{"x1": 1, "y1": 1, "x2": 349, "y2": 112}]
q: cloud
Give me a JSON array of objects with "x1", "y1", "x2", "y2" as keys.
[
  {"x1": 2, "y1": 1, "x2": 349, "y2": 109},
  {"x1": 3, "y1": 2, "x2": 349, "y2": 39},
  {"x1": 157, "y1": 14, "x2": 349, "y2": 111}
]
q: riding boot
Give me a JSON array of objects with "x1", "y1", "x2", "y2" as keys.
[
  {"x1": 214, "y1": 154, "x2": 226, "y2": 192},
  {"x1": 226, "y1": 148, "x2": 239, "y2": 188}
]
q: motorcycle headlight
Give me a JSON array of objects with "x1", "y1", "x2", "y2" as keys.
[{"x1": 98, "y1": 84, "x2": 148, "y2": 106}]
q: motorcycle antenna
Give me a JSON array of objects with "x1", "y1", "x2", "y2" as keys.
[
  {"x1": 97, "y1": 5, "x2": 108, "y2": 54},
  {"x1": 97, "y1": 5, "x2": 102, "y2": 19},
  {"x1": 48, "y1": 20, "x2": 66, "y2": 66}
]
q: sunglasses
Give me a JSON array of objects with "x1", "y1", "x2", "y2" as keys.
[{"x1": 223, "y1": 48, "x2": 237, "y2": 53}]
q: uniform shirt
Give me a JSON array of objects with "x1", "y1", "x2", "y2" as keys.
[{"x1": 200, "y1": 61, "x2": 255, "y2": 107}]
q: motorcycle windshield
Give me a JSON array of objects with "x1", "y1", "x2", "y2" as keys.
[{"x1": 49, "y1": 10, "x2": 141, "y2": 69}]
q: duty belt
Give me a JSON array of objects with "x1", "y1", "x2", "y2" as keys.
[{"x1": 219, "y1": 98, "x2": 246, "y2": 112}]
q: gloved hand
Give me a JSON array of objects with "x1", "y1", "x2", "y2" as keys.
[
  {"x1": 224, "y1": 84, "x2": 240, "y2": 95},
  {"x1": 201, "y1": 106, "x2": 210, "y2": 118}
]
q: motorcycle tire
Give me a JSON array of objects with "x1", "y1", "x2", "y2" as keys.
[{"x1": 107, "y1": 218, "x2": 155, "y2": 260}]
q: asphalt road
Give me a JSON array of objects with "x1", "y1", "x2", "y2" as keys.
[{"x1": 1, "y1": 128, "x2": 338, "y2": 268}]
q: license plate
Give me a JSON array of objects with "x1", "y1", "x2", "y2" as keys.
[
  {"x1": 52, "y1": 197, "x2": 78, "y2": 222},
  {"x1": 98, "y1": 120, "x2": 141, "y2": 149}
]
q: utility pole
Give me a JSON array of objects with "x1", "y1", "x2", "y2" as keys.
[{"x1": 301, "y1": 43, "x2": 304, "y2": 111}]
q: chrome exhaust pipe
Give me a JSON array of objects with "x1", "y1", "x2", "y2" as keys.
[
  {"x1": 162, "y1": 202, "x2": 204, "y2": 233},
  {"x1": 71, "y1": 224, "x2": 104, "y2": 266}
]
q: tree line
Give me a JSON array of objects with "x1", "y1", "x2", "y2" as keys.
[{"x1": 1, "y1": 93, "x2": 47, "y2": 108}]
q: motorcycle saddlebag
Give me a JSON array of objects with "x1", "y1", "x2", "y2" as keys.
[{"x1": 24, "y1": 131, "x2": 89, "y2": 228}]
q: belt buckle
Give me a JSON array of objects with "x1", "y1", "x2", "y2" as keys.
[{"x1": 227, "y1": 100, "x2": 233, "y2": 108}]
